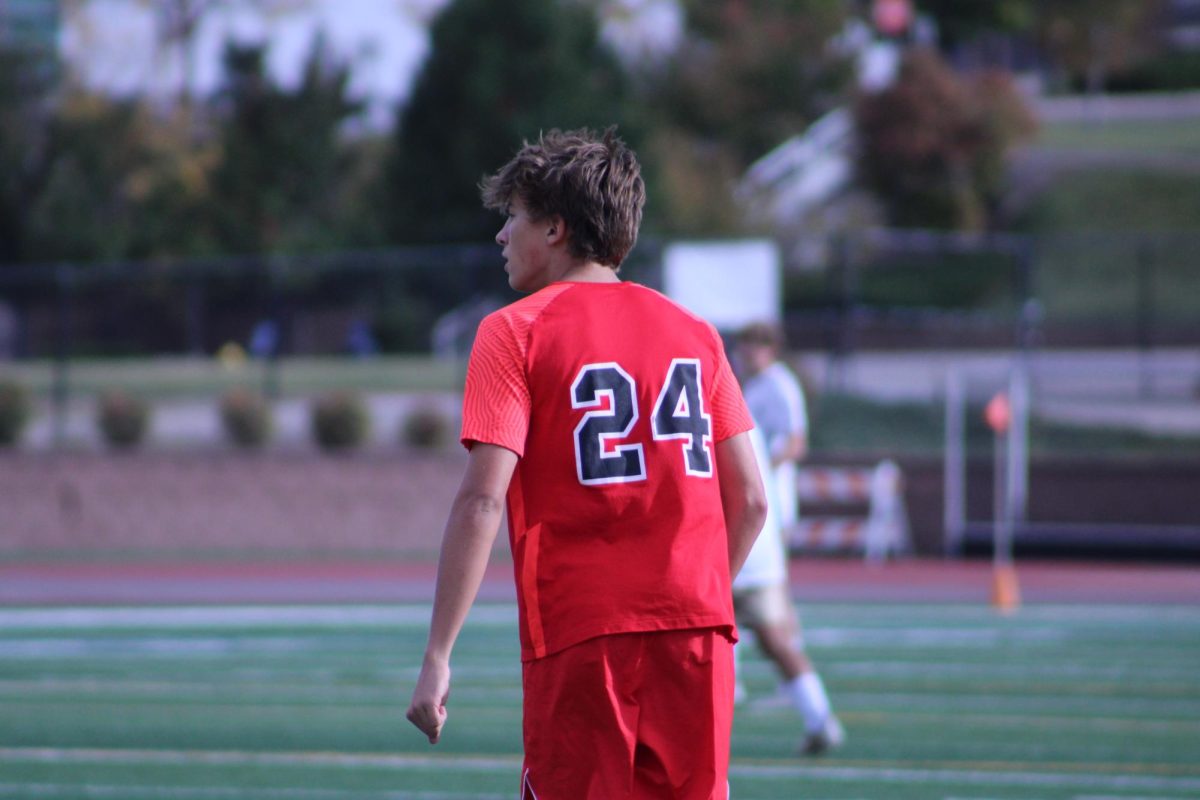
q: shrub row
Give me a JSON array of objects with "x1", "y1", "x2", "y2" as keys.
[
  {"x1": 0, "y1": 379, "x2": 31, "y2": 446},
  {"x1": 0, "y1": 379, "x2": 453, "y2": 452}
]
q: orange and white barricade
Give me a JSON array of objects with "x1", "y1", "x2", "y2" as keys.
[{"x1": 786, "y1": 460, "x2": 910, "y2": 562}]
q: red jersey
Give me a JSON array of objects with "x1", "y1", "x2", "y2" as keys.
[{"x1": 461, "y1": 281, "x2": 754, "y2": 661}]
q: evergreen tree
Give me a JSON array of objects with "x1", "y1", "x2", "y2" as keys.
[
  {"x1": 655, "y1": 0, "x2": 851, "y2": 166},
  {"x1": 635, "y1": 0, "x2": 851, "y2": 235},
  {"x1": 207, "y1": 37, "x2": 362, "y2": 254},
  {"x1": 24, "y1": 93, "x2": 165, "y2": 262},
  {"x1": 380, "y1": 0, "x2": 639, "y2": 245},
  {"x1": 0, "y1": 46, "x2": 52, "y2": 265}
]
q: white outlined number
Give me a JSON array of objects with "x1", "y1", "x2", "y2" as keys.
[
  {"x1": 651, "y1": 359, "x2": 713, "y2": 477},
  {"x1": 571, "y1": 360, "x2": 712, "y2": 485},
  {"x1": 571, "y1": 363, "x2": 646, "y2": 485}
]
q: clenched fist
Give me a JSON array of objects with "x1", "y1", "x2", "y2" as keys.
[{"x1": 407, "y1": 658, "x2": 451, "y2": 744}]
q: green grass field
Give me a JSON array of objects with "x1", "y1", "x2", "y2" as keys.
[
  {"x1": 4, "y1": 356, "x2": 464, "y2": 400},
  {"x1": 2, "y1": 601, "x2": 1198, "y2": 799},
  {"x1": 1036, "y1": 117, "x2": 1200, "y2": 155}
]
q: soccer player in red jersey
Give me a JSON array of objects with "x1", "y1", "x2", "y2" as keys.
[{"x1": 406, "y1": 127, "x2": 768, "y2": 799}]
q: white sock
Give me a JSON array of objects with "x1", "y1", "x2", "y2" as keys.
[{"x1": 787, "y1": 671, "x2": 831, "y2": 733}]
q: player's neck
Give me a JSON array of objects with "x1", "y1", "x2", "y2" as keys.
[{"x1": 557, "y1": 260, "x2": 620, "y2": 284}]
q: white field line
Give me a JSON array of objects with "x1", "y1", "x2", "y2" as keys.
[
  {"x1": 0, "y1": 605, "x2": 516, "y2": 630},
  {"x1": 818, "y1": 692, "x2": 1200, "y2": 716},
  {"x1": 0, "y1": 748, "x2": 520, "y2": 772},
  {"x1": 731, "y1": 763, "x2": 1200, "y2": 792},
  {"x1": 804, "y1": 605, "x2": 1200, "y2": 622},
  {"x1": 3, "y1": 748, "x2": 1200, "y2": 793},
  {"x1": 2, "y1": 603, "x2": 1195, "y2": 631},
  {"x1": 10, "y1": 674, "x2": 1187, "y2": 728},
  {"x1": 0, "y1": 678, "x2": 523, "y2": 702},
  {"x1": 0, "y1": 785, "x2": 508, "y2": 800},
  {"x1": 0, "y1": 608, "x2": 1092, "y2": 653},
  {"x1": 833, "y1": 661, "x2": 1200, "y2": 682},
  {"x1": 947, "y1": 797, "x2": 1197, "y2": 800}
]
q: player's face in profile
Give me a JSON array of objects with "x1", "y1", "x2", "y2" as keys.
[{"x1": 496, "y1": 198, "x2": 552, "y2": 293}]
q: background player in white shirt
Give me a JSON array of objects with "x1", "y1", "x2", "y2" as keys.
[{"x1": 733, "y1": 322, "x2": 844, "y2": 755}]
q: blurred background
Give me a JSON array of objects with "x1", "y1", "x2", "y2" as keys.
[
  {"x1": 1, "y1": 0, "x2": 1198, "y2": 563},
  {"x1": 2, "y1": 4, "x2": 1200, "y2": 799}
]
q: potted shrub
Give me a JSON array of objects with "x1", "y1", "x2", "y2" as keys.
[
  {"x1": 220, "y1": 388, "x2": 273, "y2": 449},
  {"x1": 311, "y1": 391, "x2": 369, "y2": 451},
  {"x1": 0, "y1": 378, "x2": 31, "y2": 447},
  {"x1": 97, "y1": 389, "x2": 150, "y2": 449},
  {"x1": 401, "y1": 404, "x2": 452, "y2": 450}
]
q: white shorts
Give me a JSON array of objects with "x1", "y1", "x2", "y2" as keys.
[{"x1": 732, "y1": 582, "x2": 793, "y2": 629}]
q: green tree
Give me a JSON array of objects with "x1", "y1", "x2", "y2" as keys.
[
  {"x1": 0, "y1": 45, "x2": 53, "y2": 265},
  {"x1": 21, "y1": 86, "x2": 228, "y2": 263},
  {"x1": 919, "y1": 0, "x2": 1164, "y2": 93},
  {"x1": 379, "y1": 0, "x2": 641, "y2": 245},
  {"x1": 917, "y1": 0, "x2": 1035, "y2": 47},
  {"x1": 1032, "y1": 0, "x2": 1163, "y2": 93},
  {"x1": 24, "y1": 93, "x2": 154, "y2": 261},
  {"x1": 637, "y1": 0, "x2": 851, "y2": 235},
  {"x1": 854, "y1": 49, "x2": 1036, "y2": 231},
  {"x1": 207, "y1": 37, "x2": 363, "y2": 254},
  {"x1": 657, "y1": 0, "x2": 852, "y2": 165}
]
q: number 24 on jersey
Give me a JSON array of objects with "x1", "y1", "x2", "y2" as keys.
[{"x1": 571, "y1": 358, "x2": 713, "y2": 486}]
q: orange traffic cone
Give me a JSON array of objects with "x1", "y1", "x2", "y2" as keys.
[{"x1": 991, "y1": 563, "x2": 1021, "y2": 614}]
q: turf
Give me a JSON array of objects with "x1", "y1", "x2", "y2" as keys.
[
  {"x1": 3, "y1": 356, "x2": 465, "y2": 400},
  {"x1": 0, "y1": 602, "x2": 1198, "y2": 799},
  {"x1": 1035, "y1": 117, "x2": 1200, "y2": 155}
]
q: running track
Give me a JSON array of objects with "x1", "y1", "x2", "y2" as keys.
[{"x1": 2, "y1": 559, "x2": 1197, "y2": 606}]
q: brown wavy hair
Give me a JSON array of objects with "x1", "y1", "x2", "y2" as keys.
[{"x1": 480, "y1": 127, "x2": 645, "y2": 269}]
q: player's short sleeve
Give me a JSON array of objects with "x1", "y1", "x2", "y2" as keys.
[
  {"x1": 708, "y1": 325, "x2": 754, "y2": 441},
  {"x1": 460, "y1": 311, "x2": 531, "y2": 456},
  {"x1": 771, "y1": 363, "x2": 808, "y2": 437}
]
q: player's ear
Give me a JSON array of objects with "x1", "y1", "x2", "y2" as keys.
[{"x1": 544, "y1": 215, "x2": 567, "y2": 246}]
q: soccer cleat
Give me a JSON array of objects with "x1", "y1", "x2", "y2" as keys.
[{"x1": 800, "y1": 714, "x2": 845, "y2": 756}]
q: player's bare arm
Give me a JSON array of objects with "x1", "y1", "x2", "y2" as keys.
[
  {"x1": 716, "y1": 431, "x2": 769, "y2": 578},
  {"x1": 771, "y1": 431, "x2": 808, "y2": 468},
  {"x1": 407, "y1": 443, "x2": 517, "y2": 744}
]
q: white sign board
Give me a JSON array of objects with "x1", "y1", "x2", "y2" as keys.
[{"x1": 662, "y1": 239, "x2": 781, "y2": 331}]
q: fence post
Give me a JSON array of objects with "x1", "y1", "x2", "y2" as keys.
[
  {"x1": 1007, "y1": 361, "x2": 1030, "y2": 527},
  {"x1": 1009, "y1": 237, "x2": 1036, "y2": 528},
  {"x1": 829, "y1": 231, "x2": 853, "y2": 393},
  {"x1": 263, "y1": 257, "x2": 285, "y2": 401},
  {"x1": 1136, "y1": 238, "x2": 1154, "y2": 399},
  {"x1": 1014, "y1": 238, "x2": 1040, "y2": 355},
  {"x1": 943, "y1": 369, "x2": 966, "y2": 556},
  {"x1": 52, "y1": 263, "x2": 75, "y2": 449},
  {"x1": 986, "y1": 390, "x2": 1021, "y2": 613},
  {"x1": 186, "y1": 279, "x2": 207, "y2": 356}
]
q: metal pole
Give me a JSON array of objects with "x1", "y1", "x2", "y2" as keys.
[
  {"x1": 993, "y1": 430, "x2": 1009, "y2": 569},
  {"x1": 263, "y1": 258, "x2": 284, "y2": 400},
  {"x1": 1007, "y1": 363, "x2": 1030, "y2": 526},
  {"x1": 52, "y1": 264, "x2": 74, "y2": 449},
  {"x1": 186, "y1": 279, "x2": 206, "y2": 356},
  {"x1": 1135, "y1": 238, "x2": 1153, "y2": 399},
  {"x1": 990, "y1": 402, "x2": 1020, "y2": 614},
  {"x1": 829, "y1": 232, "x2": 852, "y2": 393},
  {"x1": 943, "y1": 370, "x2": 966, "y2": 556},
  {"x1": 1009, "y1": 237, "x2": 1036, "y2": 528}
]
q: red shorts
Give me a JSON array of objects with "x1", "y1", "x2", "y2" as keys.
[{"x1": 520, "y1": 628, "x2": 735, "y2": 800}]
